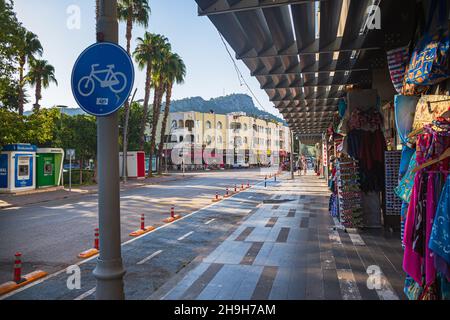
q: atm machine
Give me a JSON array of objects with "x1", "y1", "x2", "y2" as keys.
[{"x1": 0, "y1": 144, "x2": 37, "y2": 193}]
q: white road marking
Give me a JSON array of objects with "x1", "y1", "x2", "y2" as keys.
[
  {"x1": 137, "y1": 250, "x2": 163, "y2": 265},
  {"x1": 205, "y1": 218, "x2": 215, "y2": 225},
  {"x1": 348, "y1": 233, "x2": 366, "y2": 246},
  {"x1": 374, "y1": 270, "x2": 399, "y2": 300},
  {"x1": 329, "y1": 229, "x2": 343, "y2": 246},
  {"x1": 336, "y1": 269, "x2": 362, "y2": 300},
  {"x1": 74, "y1": 287, "x2": 96, "y2": 300},
  {"x1": 178, "y1": 231, "x2": 194, "y2": 241}
]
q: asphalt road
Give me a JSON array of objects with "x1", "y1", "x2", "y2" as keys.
[{"x1": 0, "y1": 169, "x2": 271, "y2": 285}]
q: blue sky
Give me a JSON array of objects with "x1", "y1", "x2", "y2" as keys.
[{"x1": 14, "y1": 0, "x2": 280, "y2": 117}]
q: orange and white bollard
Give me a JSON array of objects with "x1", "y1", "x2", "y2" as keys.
[
  {"x1": 140, "y1": 214, "x2": 145, "y2": 230},
  {"x1": 224, "y1": 188, "x2": 231, "y2": 198},
  {"x1": 241, "y1": 183, "x2": 245, "y2": 190},
  {"x1": 163, "y1": 206, "x2": 181, "y2": 223},
  {"x1": 247, "y1": 181, "x2": 250, "y2": 188},
  {"x1": 0, "y1": 253, "x2": 47, "y2": 295},
  {"x1": 13, "y1": 252, "x2": 22, "y2": 283},
  {"x1": 234, "y1": 184, "x2": 238, "y2": 193},
  {"x1": 130, "y1": 214, "x2": 155, "y2": 236},
  {"x1": 78, "y1": 228, "x2": 101, "y2": 258},
  {"x1": 94, "y1": 228, "x2": 99, "y2": 250},
  {"x1": 212, "y1": 192, "x2": 221, "y2": 202}
]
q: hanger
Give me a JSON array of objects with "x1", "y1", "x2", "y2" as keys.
[{"x1": 412, "y1": 147, "x2": 450, "y2": 173}]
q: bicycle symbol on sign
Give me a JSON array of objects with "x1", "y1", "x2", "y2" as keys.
[{"x1": 77, "y1": 64, "x2": 127, "y2": 97}]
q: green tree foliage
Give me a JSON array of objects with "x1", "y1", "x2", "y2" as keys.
[
  {"x1": 0, "y1": 0, "x2": 22, "y2": 110},
  {"x1": 58, "y1": 114, "x2": 97, "y2": 162},
  {"x1": 119, "y1": 101, "x2": 151, "y2": 151}
]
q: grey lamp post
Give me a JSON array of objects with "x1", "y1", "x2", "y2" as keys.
[{"x1": 92, "y1": 0, "x2": 126, "y2": 300}]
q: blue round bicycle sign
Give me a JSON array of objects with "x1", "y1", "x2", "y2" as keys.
[{"x1": 71, "y1": 42, "x2": 134, "y2": 116}]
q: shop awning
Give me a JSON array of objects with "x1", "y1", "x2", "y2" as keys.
[{"x1": 194, "y1": 0, "x2": 417, "y2": 135}]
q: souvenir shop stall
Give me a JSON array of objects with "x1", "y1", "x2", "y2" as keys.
[
  {"x1": 327, "y1": 88, "x2": 388, "y2": 229},
  {"x1": 386, "y1": 0, "x2": 450, "y2": 300}
]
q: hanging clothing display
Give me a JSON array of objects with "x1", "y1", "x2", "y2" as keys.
[
  {"x1": 402, "y1": 124, "x2": 450, "y2": 300},
  {"x1": 345, "y1": 108, "x2": 387, "y2": 193}
]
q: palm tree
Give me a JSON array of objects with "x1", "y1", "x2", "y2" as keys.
[
  {"x1": 27, "y1": 59, "x2": 57, "y2": 112},
  {"x1": 17, "y1": 28, "x2": 43, "y2": 115},
  {"x1": 118, "y1": 0, "x2": 150, "y2": 182},
  {"x1": 148, "y1": 39, "x2": 171, "y2": 176},
  {"x1": 157, "y1": 53, "x2": 186, "y2": 174},
  {"x1": 117, "y1": 0, "x2": 150, "y2": 54},
  {"x1": 133, "y1": 33, "x2": 168, "y2": 151}
]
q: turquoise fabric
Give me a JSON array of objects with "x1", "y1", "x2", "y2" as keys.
[{"x1": 429, "y1": 175, "x2": 450, "y2": 264}]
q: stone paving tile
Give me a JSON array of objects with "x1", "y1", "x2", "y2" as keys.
[
  {"x1": 164, "y1": 262, "x2": 212, "y2": 300},
  {"x1": 241, "y1": 242, "x2": 264, "y2": 265},
  {"x1": 246, "y1": 227, "x2": 271, "y2": 242},
  {"x1": 235, "y1": 227, "x2": 255, "y2": 241},
  {"x1": 231, "y1": 265, "x2": 264, "y2": 300},
  {"x1": 205, "y1": 240, "x2": 252, "y2": 265},
  {"x1": 265, "y1": 217, "x2": 278, "y2": 227},
  {"x1": 276, "y1": 227, "x2": 290, "y2": 243},
  {"x1": 251, "y1": 266, "x2": 278, "y2": 299},
  {"x1": 180, "y1": 263, "x2": 224, "y2": 300}
]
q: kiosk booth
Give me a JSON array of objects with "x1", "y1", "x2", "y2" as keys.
[
  {"x1": 119, "y1": 151, "x2": 145, "y2": 179},
  {"x1": 0, "y1": 144, "x2": 37, "y2": 193},
  {"x1": 36, "y1": 148, "x2": 64, "y2": 188}
]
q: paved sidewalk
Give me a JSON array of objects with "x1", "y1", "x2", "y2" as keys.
[
  {"x1": 152, "y1": 174, "x2": 405, "y2": 300},
  {"x1": 0, "y1": 173, "x2": 193, "y2": 209}
]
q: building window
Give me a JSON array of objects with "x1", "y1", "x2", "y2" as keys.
[
  {"x1": 179, "y1": 136, "x2": 184, "y2": 142},
  {"x1": 206, "y1": 121, "x2": 212, "y2": 129},
  {"x1": 206, "y1": 135, "x2": 212, "y2": 145},
  {"x1": 179, "y1": 120, "x2": 184, "y2": 128},
  {"x1": 244, "y1": 137, "x2": 248, "y2": 144},
  {"x1": 217, "y1": 121, "x2": 223, "y2": 130},
  {"x1": 171, "y1": 120, "x2": 177, "y2": 129},
  {"x1": 217, "y1": 135, "x2": 223, "y2": 144}
]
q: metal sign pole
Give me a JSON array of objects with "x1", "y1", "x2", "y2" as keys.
[{"x1": 92, "y1": 0, "x2": 126, "y2": 300}]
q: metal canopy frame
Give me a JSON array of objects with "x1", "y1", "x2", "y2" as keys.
[{"x1": 195, "y1": 0, "x2": 417, "y2": 135}]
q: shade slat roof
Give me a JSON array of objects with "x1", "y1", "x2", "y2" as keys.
[{"x1": 195, "y1": 0, "x2": 417, "y2": 136}]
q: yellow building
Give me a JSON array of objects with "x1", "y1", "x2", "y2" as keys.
[{"x1": 154, "y1": 111, "x2": 291, "y2": 169}]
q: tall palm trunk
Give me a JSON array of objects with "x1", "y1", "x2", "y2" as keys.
[
  {"x1": 157, "y1": 83, "x2": 172, "y2": 174},
  {"x1": 122, "y1": 11, "x2": 133, "y2": 183},
  {"x1": 18, "y1": 58, "x2": 25, "y2": 115},
  {"x1": 33, "y1": 77, "x2": 42, "y2": 112},
  {"x1": 139, "y1": 64, "x2": 152, "y2": 150},
  {"x1": 148, "y1": 80, "x2": 164, "y2": 177}
]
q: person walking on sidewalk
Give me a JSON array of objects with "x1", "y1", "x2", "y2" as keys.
[
  {"x1": 297, "y1": 157, "x2": 303, "y2": 176},
  {"x1": 301, "y1": 155, "x2": 307, "y2": 175}
]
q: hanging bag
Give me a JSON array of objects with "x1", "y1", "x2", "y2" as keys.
[
  {"x1": 405, "y1": 0, "x2": 450, "y2": 86},
  {"x1": 387, "y1": 46, "x2": 410, "y2": 94}
]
